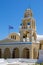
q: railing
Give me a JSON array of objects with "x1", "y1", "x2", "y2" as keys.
[
  {"x1": 23, "y1": 38, "x2": 30, "y2": 42},
  {"x1": 19, "y1": 26, "x2": 32, "y2": 31}
]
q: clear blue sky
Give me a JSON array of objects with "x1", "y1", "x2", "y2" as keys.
[{"x1": 0, "y1": 0, "x2": 43, "y2": 40}]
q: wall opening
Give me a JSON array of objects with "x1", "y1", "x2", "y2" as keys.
[
  {"x1": 22, "y1": 48, "x2": 30, "y2": 58},
  {"x1": 4, "y1": 48, "x2": 11, "y2": 59},
  {"x1": 0, "y1": 49, "x2": 2, "y2": 58},
  {"x1": 12, "y1": 48, "x2": 19, "y2": 58}
]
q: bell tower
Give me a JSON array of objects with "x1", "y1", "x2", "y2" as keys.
[{"x1": 20, "y1": 9, "x2": 37, "y2": 42}]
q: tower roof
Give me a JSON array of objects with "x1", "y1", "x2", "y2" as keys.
[{"x1": 24, "y1": 8, "x2": 32, "y2": 17}]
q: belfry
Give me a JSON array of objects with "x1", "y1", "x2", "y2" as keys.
[{"x1": 20, "y1": 9, "x2": 36, "y2": 42}]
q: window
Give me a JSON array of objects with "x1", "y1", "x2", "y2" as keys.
[
  {"x1": 13, "y1": 35, "x2": 14, "y2": 39},
  {"x1": 14, "y1": 35, "x2": 16, "y2": 39},
  {"x1": 27, "y1": 22, "x2": 30, "y2": 25},
  {"x1": 11, "y1": 35, "x2": 16, "y2": 39}
]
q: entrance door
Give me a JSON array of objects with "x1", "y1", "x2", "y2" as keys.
[
  {"x1": 12, "y1": 48, "x2": 19, "y2": 58},
  {"x1": 22, "y1": 48, "x2": 30, "y2": 58}
]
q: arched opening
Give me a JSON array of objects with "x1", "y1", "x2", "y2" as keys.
[
  {"x1": 0, "y1": 49, "x2": 2, "y2": 58},
  {"x1": 12, "y1": 48, "x2": 19, "y2": 58},
  {"x1": 39, "y1": 44, "x2": 41, "y2": 49},
  {"x1": 22, "y1": 48, "x2": 30, "y2": 58},
  {"x1": 4, "y1": 48, "x2": 11, "y2": 59},
  {"x1": 33, "y1": 48, "x2": 38, "y2": 59},
  {"x1": 37, "y1": 51, "x2": 39, "y2": 59}
]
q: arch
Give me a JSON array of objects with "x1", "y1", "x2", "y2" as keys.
[
  {"x1": 12, "y1": 48, "x2": 19, "y2": 58},
  {"x1": 0, "y1": 49, "x2": 2, "y2": 58},
  {"x1": 4, "y1": 48, "x2": 11, "y2": 59},
  {"x1": 33, "y1": 48, "x2": 38, "y2": 59},
  {"x1": 22, "y1": 48, "x2": 30, "y2": 58}
]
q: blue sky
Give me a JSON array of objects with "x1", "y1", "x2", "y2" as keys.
[{"x1": 0, "y1": 0, "x2": 43, "y2": 40}]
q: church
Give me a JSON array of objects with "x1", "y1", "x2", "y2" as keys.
[{"x1": 0, "y1": 9, "x2": 43, "y2": 59}]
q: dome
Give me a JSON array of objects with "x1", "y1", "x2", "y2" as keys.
[{"x1": 24, "y1": 8, "x2": 32, "y2": 17}]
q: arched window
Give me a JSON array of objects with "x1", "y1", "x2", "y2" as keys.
[
  {"x1": 11, "y1": 36, "x2": 12, "y2": 39},
  {"x1": 14, "y1": 35, "x2": 16, "y2": 39},
  {"x1": 11, "y1": 35, "x2": 16, "y2": 39}
]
